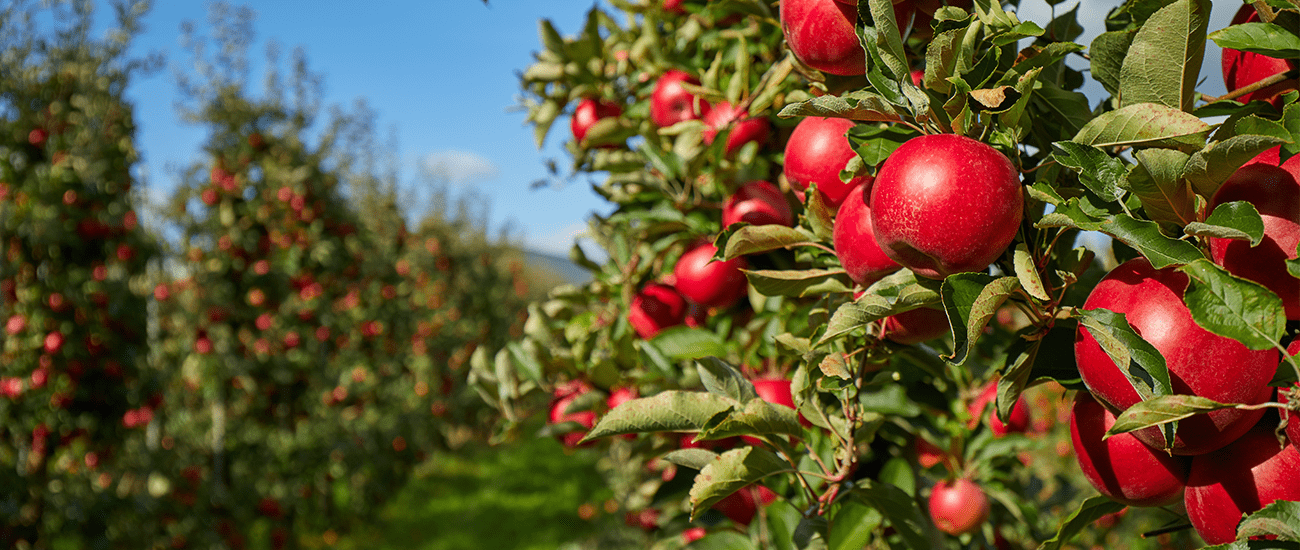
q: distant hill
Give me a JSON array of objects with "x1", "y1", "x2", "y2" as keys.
[{"x1": 522, "y1": 248, "x2": 594, "y2": 286}]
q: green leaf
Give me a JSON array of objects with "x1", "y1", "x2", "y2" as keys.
[
  {"x1": 583, "y1": 391, "x2": 734, "y2": 441},
  {"x1": 804, "y1": 183, "x2": 836, "y2": 242},
  {"x1": 1077, "y1": 308, "x2": 1174, "y2": 403},
  {"x1": 691, "y1": 531, "x2": 759, "y2": 550},
  {"x1": 1118, "y1": 0, "x2": 1211, "y2": 112},
  {"x1": 1129, "y1": 148, "x2": 1195, "y2": 226},
  {"x1": 699, "y1": 398, "x2": 804, "y2": 440},
  {"x1": 652, "y1": 327, "x2": 727, "y2": 361},
  {"x1": 1036, "y1": 496, "x2": 1127, "y2": 550},
  {"x1": 846, "y1": 124, "x2": 916, "y2": 167},
  {"x1": 777, "y1": 90, "x2": 907, "y2": 122},
  {"x1": 1000, "y1": 338, "x2": 1043, "y2": 418},
  {"x1": 697, "y1": 357, "x2": 759, "y2": 402},
  {"x1": 663, "y1": 448, "x2": 720, "y2": 471},
  {"x1": 1178, "y1": 259, "x2": 1286, "y2": 350},
  {"x1": 941, "y1": 274, "x2": 1019, "y2": 366},
  {"x1": 720, "y1": 224, "x2": 820, "y2": 260},
  {"x1": 1210, "y1": 22, "x2": 1300, "y2": 59},
  {"x1": 865, "y1": 0, "x2": 908, "y2": 81},
  {"x1": 767, "y1": 500, "x2": 802, "y2": 550},
  {"x1": 1013, "y1": 244, "x2": 1050, "y2": 301},
  {"x1": 858, "y1": 384, "x2": 921, "y2": 417},
  {"x1": 689, "y1": 447, "x2": 790, "y2": 519},
  {"x1": 1105, "y1": 394, "x2": 1236, "y2": 438},
  {"x1": 1091, "y1": 30, "x2": 1137, "y2": 96},
  {"x1": 925, "y1": 27, "x2": 967, "y2": 95},
  {"x1": 1182, "y1": 133, "x2": 1291, "y2": 198},
  {"x1": 744, "y1": 268, "x2": 854, "y2": 298},
  {"x1": 819, "y1": 291, "x2": 925, "y2": 345},
  {"x1": 537, "y1": 19, "x2": 567, "y2": 56},
  {"x1": 1074, "y1": 102, "x2": 1210, "y2": 151},
  {"x1": 852, "y1": 479, "x2": 940, "y2": 550},
  {"x1": 1237, "y1": 499, "x2": 1300, "y2": 541},
  {"x1": 1183, "y1": 201, "x2": 1265, "y2": 245},
  {"x1": 1050, "y1": 142, "x2": 1126, "y2": 203},
  {"x1": 1105, "y1": 214, "x2": 1203, "y2": 269},
  {"x1": 828, "y1": 501, "x2": 883, "y2": 550}
]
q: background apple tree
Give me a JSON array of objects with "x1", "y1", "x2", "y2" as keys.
[{"x1": 483, "y1": 0, "x2": 1300, "y2": 548}]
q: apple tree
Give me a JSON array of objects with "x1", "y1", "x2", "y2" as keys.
[{"x1": 485, "y1": 0, "x2": 1300, "y2": 548}]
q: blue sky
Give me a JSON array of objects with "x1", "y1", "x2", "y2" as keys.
[{"x1": 112, "y1": 0, "x2": 1239, "y2": 259}]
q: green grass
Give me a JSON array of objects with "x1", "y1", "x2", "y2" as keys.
[{"x1": 332, "y1": 437, "x2": 621, "y2": 550}]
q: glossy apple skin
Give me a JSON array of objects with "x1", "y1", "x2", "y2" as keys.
[
  {"x1": 650, "y1": 70, "x2": 709, "y2": 128},
  {"x1": 1222, "y1": 5, "x2": 1299, "y2": 110},
  {"x1": 967, "y1": 382, "x2": 1030, "y2": 437},
  {"x1": 781, "y1": 0, "x2": 864, "y2": 75},
  {"x1": 834, "y1": 184, "x2": 902, "y2": 286},
  {"x1": 723, "y1": 181, "x2": 794, "y2": 228},
  {"x1": 1209, "y1": 163, "x2": 1300, "y2": 319},
  {"x1": 628, "y1": 283, "x2": 688, "y2": 339},
  {"x1": 1075, "y1": 258, "x2": 1277, "y2": 455},
  {"x1": 870, "y1": 134, "x2": 1023, "y2": 279},
  {"x1": 549, "y1": 381, "x2": 597, "y2": 448},
  {"x1": 1069, "y1": 392, "x2": 1190, "y2": 507},
  {"x1": 1281, "y1": 339, "x2": 1300, "y2": 446},
  {"x1": 703, "y1": 102, "x2": 770, "y2": 157},
  {"x1": 570, "y1": 98, "x2": 623, "y2": 144},
  {"x1": 928, "y1": 478, "x2": 990, "y2": 536},
  {"x1": 673, "y1": 243, "x2": 748, "y2": 309},
  {"x1": 881, "y1": 307, "x2": 950, "y2": 345},
  {"x1": 784, "y1": 117, "x2": 870, "y2": 210},
  {"x1": 1185, "y1": 419, "x2": 1300, "y2": 544}
]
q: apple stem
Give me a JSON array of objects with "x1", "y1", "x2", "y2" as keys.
[
  {"x1": 1203, "y1": 68, "x2": 1297, "y2": 103},
  {"x1": 1140, "y1": 522, "x2": 1192, "y2": 538}
]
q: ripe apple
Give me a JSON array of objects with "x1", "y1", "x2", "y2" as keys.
[
  {"x1": 1244, "y1": 145, "x2": 1300, "y2": 183},
  {"x1": 881, "y1": 307, "x2": 950, "y2": 345},
  {"x1": 1280, "y1": 338, "x2": 1299, "y2": 446},
  {"x1": 780, "y1": 0, "x2": 865, "y2": 75},
  {"x1": 1069, "y1": 392, "x2": 1190, "y2": 507},
  {"x1": 549, "y1": 380, "x2": 597, "y2": 448},
  {"x1": 833, "y1": 183, "x2": 902, "y2": 286},
  {"x1": 1185, "y1": 419, "x2": 1300, "y2": 544},
  {"x1": 1222, "y1": 4, "x2": 1299, "y2": 109},
  {"x1": 915, "y1": 437, "x2": 947, "y2": 469},
  {"x1": 1208, "y1": 163, "x2": 1300, "y2": 319},
  {"x1": 967, "y1": 382, "x2": 1029, "y2": 437},
  {"x1": 1075, "y1": 258, "x2": 1277, "y2": 455},
  {"x1": 928, "y1": 478, "x2": 990, "y2": 536},
  {"x1": 570, "y1": 97, "x2": 623, "y2": 145},
  {"x1": 628, "y1": 283, "x2": 688, "y2": 339},
  {"x1": 752, "y1": 377, "x2": 811, "y2": 429},
  {"x1": 869, "y1": 134, "x2": 1023, "y2": 279},
  {"x1": 784, "y1": 116, "x2": 870, "y2": 209},
  {"x1": 681, "y1": 527, "x2": 707, "y2": 543},
  {"x1": 673, "y1": 242, "x2": 748, "y2": 309},
  {"x1": 713, "y1": 485, "x2": 778, "y2": 526},
  {"x1": 723, "y1": 181, "x2": 794, "y2": 228},
  {"x1": 702, "y1": 102, "x2": 770, "y2": 157},
  {"x1": 650, "y1": 70, "x2": 709, "y2": 128},
  {"x1": 5, "y1": 314, "x2": 26, "y2": 335}
]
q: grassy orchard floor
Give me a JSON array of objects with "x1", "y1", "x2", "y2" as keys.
[{"x1": 327, "y1": 436, "x2": 632, "y2": 550}]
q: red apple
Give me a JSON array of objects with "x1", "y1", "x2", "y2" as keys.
[
  {"x1": 869, "y1": 134, "x2": 1023, "y2": 279},
  {"x1": 780, "y1": 0, "x2": 865, "y2": 75},
  {"x1": 550, "y1": 380, "x2": 598, "y2": 448},
  {"x1": 967, "y1": 382, "x2": 1030, "y2": 437},
  {"x1": 1280, "y1": 339, "x2": 1300, "y2": 446},
  {"x1": 723, "y1": 181, "x2": 794, "y2": 228},
  {"x1": 43, "y1": 331, "x2": 64, "y2": 354},
  {"x1": 650, "y1": 70, "x2": 709, "y2": 128},
  {"x1": 682, "y1": 527, "x2": 707, "y2": 543},
  {"x1": 833, "y1": 183, "x2": 902, "y2": 286},
  {"x1": 628, "y1": 283, "x2": 688, "y2": 339},
  {"x1": 5, "y1": 314, "x2": 26, "y2": 335},
  {"x1": 1244, "y1": 145, "x2": 1300, "y2": 183},
  {"x1": 1208, "y1": 163, "x2": 1300, "y2": 319},
  {"x1": 752, "y1": 377, "x2": 811, "y2": 428},
  {"x1": 713, "y1": 485, "x2": 778, "y2": 526},
  {"x1": 673, "y1": 242, "x2": 748, "y2": 309},
  {"x1": 1075, "y1": 258, "x2": 1277, "y2": 455},
  {"x1": 1069, "y1": 392, "x2": 1190, "y2": 507},
  {"x1": 570, "y1": 97, "x2": 623, "y2": 145},
  {"x1": 1185, "y1": 419, "x2": 1300, "y2": 544},
  {"x1": 702, "y1": 102, "x2": 770, "y2": 157},
  {"x1": 784, "y1": 116, "x2": 870, "y2": 209},
  {"x1": 881, "y1": 307, "x2": 950, "y2": 345},
  {"x1": 928, "y1": 478, "x2": 990, "y2": 536},
  {"x1": 915, "y1": 437, "x2": 947, "y2": 469},
  {"x1": 1222, "y1": 5, "x2": 1299, "y2": 109}
]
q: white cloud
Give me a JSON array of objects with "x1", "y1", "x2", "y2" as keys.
[{"x1": 420, "y1": 150, "x2": 500, "y2": 184}]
